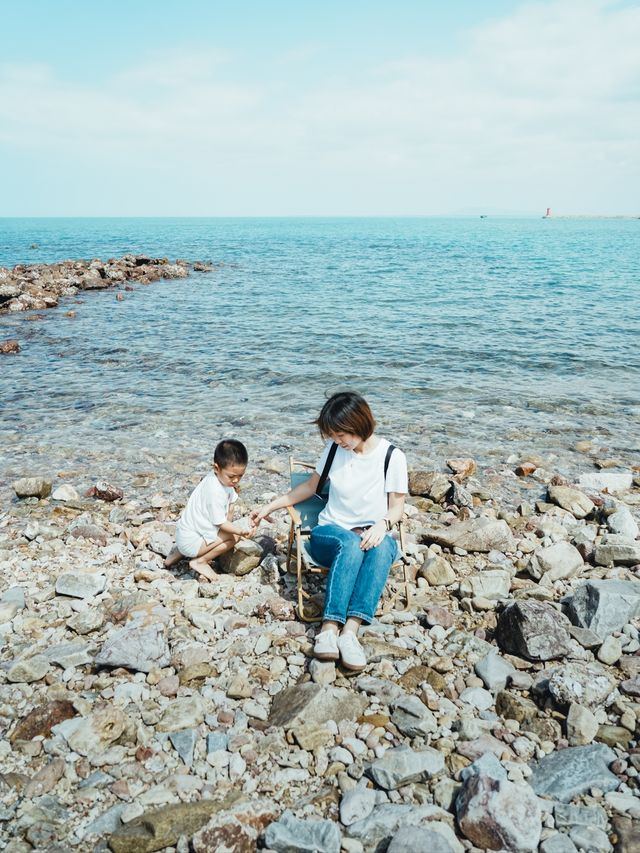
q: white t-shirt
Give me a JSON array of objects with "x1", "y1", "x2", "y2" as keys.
[
  {"x1": 176, "y1": 472, "x2": 238, "y2": 542},
  {"x1": 315, "y1": 438, "x2": 408, "y2": 530}
]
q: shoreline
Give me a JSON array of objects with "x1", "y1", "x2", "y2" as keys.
[{"x1": 0, "y1": 447, "x2": 639, "y2": 849}]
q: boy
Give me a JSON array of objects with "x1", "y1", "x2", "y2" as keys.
[{"x1": 164, "y1": 439, "x2": 255, "y2": 581}]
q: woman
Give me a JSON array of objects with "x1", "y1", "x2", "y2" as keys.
[{"x1": 251, "y1": 391, "x2": 408, "y2": 671}]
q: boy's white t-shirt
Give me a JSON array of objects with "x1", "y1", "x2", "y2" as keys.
[
  {"x1": 315, "y1": 438, "x2": 408, "y2": 530},
  {"x1": 176, "y1": 472, "x2": 237, "y2": 542}
]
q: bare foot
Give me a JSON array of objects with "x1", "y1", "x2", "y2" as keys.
[
  {"x1": 189, "y1": 559, "x2": 216, "y2": 582},
  {"x1": 164, "y1": 547, "x2": 182, "y2": 568}
]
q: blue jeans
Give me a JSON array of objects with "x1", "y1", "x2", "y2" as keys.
[{"x1": 309, "y1": 524, "x2": 399, "y2": 624}]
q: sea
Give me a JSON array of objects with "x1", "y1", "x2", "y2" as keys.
[{"x1": 1, "y1": 217, "x2": 639, "y2": 497}]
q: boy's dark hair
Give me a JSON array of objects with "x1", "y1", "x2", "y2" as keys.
[
  {"x1": 214, "y1": 439, "x2": 248, "y2": 468},
  {"x1": 315, "y1": 391, "x2": 376, "y2": 441}
]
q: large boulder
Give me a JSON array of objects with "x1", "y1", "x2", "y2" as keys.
[
  {"x1": 529, "y1": 743, "x2": 619, "y2": 802},
  {"x1": 594, "y1": 535, "x2": 640, "y2": 567},
  {"x1": 366, "y1": 745, "x2": 444, "y2": 790},
  {"x1": 548, "y1": 486, "x2": 595, "y2": 519},
  {"x1": 13, "y1": 476, "x2": 51, "y2": 498},
  {"x1": 547, "y1": 662, "x2": 616, "y2": 710},
  {"x1": 95, "y1": 622, "x2": 170, "y2": 672},
  {"x1": 263, "y1": 810, "x2": 341, "y2": 853},
  {"x1": 496, "y1": 601, "x2": 573, "y2": 661},
  {"x1": 268, "y1": 684, "x2": 367, "y2": 729},
  {"x1": 421, "y1": 517, "x2": 516, "y2": 553},
  {"x1": 563, "y1": 580, "x2": 640, "y2": 639},
  {"x1": 529, "y1": 541, "x2": 584, "y2": 582}
]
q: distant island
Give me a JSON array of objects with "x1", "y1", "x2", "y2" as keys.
[{"x1": 542, "y1": 207, "x2": 639, "y2": 219}]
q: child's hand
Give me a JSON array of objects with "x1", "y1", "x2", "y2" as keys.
[{"x1": 250, "y1": 507, "x2": 273, "y2": 524}]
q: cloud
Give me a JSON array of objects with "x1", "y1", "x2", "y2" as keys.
[{"x1": 1, "y1": 0, "x2": 639, "y2": 214}]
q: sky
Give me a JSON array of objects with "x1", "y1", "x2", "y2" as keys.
[{"x1": 1, "y1": 0, "x2": 639, "y2": 216}]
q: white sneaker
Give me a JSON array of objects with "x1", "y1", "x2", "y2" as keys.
[
  {"x1": 314, "y1": 629, "x2": 339, "y2": 661},
  {"x1": 337, "y1": 632, "x2": 367, "y2": 671}
]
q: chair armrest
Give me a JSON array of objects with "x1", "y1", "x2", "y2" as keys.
[{"x1": 286, "y1": 505, "x2": 302, "y2": 526}]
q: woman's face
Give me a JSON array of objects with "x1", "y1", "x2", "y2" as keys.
[{"x1": 328, "y1": 431, "x2": 364, "y2": 452}]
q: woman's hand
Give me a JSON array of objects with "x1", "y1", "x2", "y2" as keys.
[{"x1": 359, "y1": 520, "x2": 387, "y2": 551}]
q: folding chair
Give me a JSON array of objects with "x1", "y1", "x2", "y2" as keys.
[{"x1": 285, "y1": 455, "x2": 412, "y2": 623}]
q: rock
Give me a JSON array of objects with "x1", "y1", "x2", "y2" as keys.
[
  {"x1": 291, "y1": 722, "x2": 333, "y2": 751},
  {"x1": 459, "y1": 686, "x2": 494, "y2": 711},
  {"x1": 340, "y1": 784, "x2": 377, "y2": 826},
  {"x1": 218, "y1": 539, "x2": 263, "y2": 576},
  {"x1": 67, "y1": 513, "x2": 109, "y2": 544},
  {"x1": 10, "y1": 700, "x2": 76, "y2": 743},
  {"x1": 579, "y1": 471, "x2": 633, "y2": 493},
  {"x1": 347, "y1": 804, "x2": 453, "y2": 851},
  {"x1": 621, "y1": 675, "x2": 640, "y2": 697},
  {"x1": 67, "y1": 608, "x2": 105, "y2": 635},
  {"x1": 495, "y1": 691, "x2": 539, "y2": 726},
  {"x1": 54, "y1": 705, "x2": 126, "y2": 756},
  {"x1": 530, "y1": 542, "x2": 584, "y2": 582},
  {"x1": 0, "y1": 338, "x2": 20, "y2": 353},
  {"x1": 51, "y1": 484, "x2": 80, "y2": 501},
  {"x1": 55, "y1": 571, "x2": 107, "y2": 599},
  {"x1": 419, "y1": 554, "x2": 456, "y2": 586},
  {"x1": 567, "y1": 625, "x2": 602, "y2": 649},
  {"x1": 548, "y1": 661, "x2": 616, "y2": 709},
  {"x1": 548, "y1": 485, "x2": 595, "y2": 518},
  {"x1": 146, "y1": 530, "x2": 173, "y2": 558},
  {"x1": 459, "y1": 569, "x2": 510, "y2": 600},
  {"x1": 554, "y1": 803, "x2": 608, "y2": 830},
  {"x1": 474, "y1": 653, "x2": 516, "y2": 692},
  {"x1": 168, "y1": 729, "x2": 197, "y2": 767},
  {"x1": 366, "y1": 745, "x2": 444, "y2": 790},
  {"x1": 387, "y1": 824, "x2": 463, "y2": 853},
  {"x1": 7, "y1": 655, "x2": 50, "y2": 683},
  {"x1": 421, "y1": 518, "x2": 516, "y2": 553},
  {"x1": 23, "y1": 758, "x2": 66, "y2": 799},
  {"x1": 191, "y1": 798, "x2": 278, "y2": 852},
  {"x1": 516, "y1": 462, "x2": 538, "y2": 477},
  {"x1": 268, "y1": 684, "x2": 368, "y2": 729},
  {"x1": 263, "y1": 810, "x2": 341, "y2": 853},
  {"x1": 569, "y1": 825, "x2": 612, "y2": 853},
  {"x1": 45, "y1": 640, "x2": 94, "y2": 668},
  {"x1": 157, "y1": 695, "x2": 205, "y2": 732},
  {"x1": 529, "y1": 743, "x2": 619, "y2": 802},
  {"x1": 496, "y1": 601, "x2": 572, "y2": 661},
  {"x1": 596, "y1": 725, "x2": 634, "y2": 749},
  {"x1": 608, "y1": 507, "x2": 639, "y2": 540},
  {"x1": 85, "y1": 480, "x2": 124, "y2": 501},
  {"x1": 566, "y1": 703, "x2": 599, "y2": 746},
  {"x1": 539, "y1": 834, "x2": 579, "y2": 853},
  {"x1": 611, "y1": 816, "x2": 640, "y2": 853},
  {"x1": 564, "y1": 580, "x2": 640, "y2": 639},
  {"x1": 13, "y1": 476, "x2": 51, "y2": 498},
  {"x1": 595, "y1": 535, "x2": 640, "y2": 567},
  {"x1": 108, "y1": 794, "x2": 243, "y2": 853},
  {"x1": 95, "y1": 622, "x2": 170, "y2": 672},
  {"x1": 309, "y1": 659, "x2": 337, "y2": 685},
  {"x1": 409, "y1": 471, "x2": 451, "y2": 501},
  {"x1": 456, "y1": 758, "x2": 541, "y2": 853},
  {"x1": 597, "y1": 635, "x2": 622, "y2": 665},
  {"x1": 390, "y1": 694, "x2": 437, "y2": 737},
  {"x1": 446, "y1": 457, "x2": 476, "y2": 478}
]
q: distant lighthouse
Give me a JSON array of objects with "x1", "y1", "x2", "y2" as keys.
[{"x1": 543, "y1": 207, "x2": 552, "y2": 218}]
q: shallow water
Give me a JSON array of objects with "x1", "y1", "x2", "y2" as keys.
[{"x1": 1, "y1": 217, "x2": 639, "y2": 496}]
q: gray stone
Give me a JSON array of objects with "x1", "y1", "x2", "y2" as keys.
[
  {"x1": 460, "y1": 752, "x2": 508, "y2": 783},
  {"x1": 456, "y1": 769, "x2": 541, "y2": 852},
  {"x1": 531, "y1": 541, "x2": 584, "y2": 582},
  {"x1": 206, "y1": 731, "x2": 229, "y2": 753},
  {"x1": 569, "y1": 825, "x2": 612, "y2": 853},
  {"x1": 51, "y1": 484, "x2": 80, "y2": 502},
  {"x1": 168, "y1": 729, "x2": 197, "y2": 767},
  {"x1": 597, "y1": 635, "x2": 622, "y2": 665},
  {"x1": 55, "y1": 571, "x2": 106, "y2": 599},
  {"x1": 366, "y1": 746, "x2": 444, "y2": 790},
  {"x1": 95, "y1": 622, "x2": 170, "y2": 672},
  {"x1": 67, "y1": 608, "x2": 104, "y2": 635},
  {"x1": 595, "y1": 535, "x2": 640, "y2": 567},
  {"x1": 356, "y1": 676, "x2": 404, "y2": 704},
  {"x1": 54, "y1": 706, "x2": 126, "y2": 756},
  {"x1": 13, "y1": 476, "x2": 52, "y2": 499},
  {"x1": 44, "y1": 641, "x2": 94, "y2": 669},
  {"x1": 548, "y1": 486, "x2": 595, "y2": 519},
  {"x1": 419, "y1": 554, "x2": 456, "y2": 586},
  {"x1": 82, "y1": 802, "x2": 128, "y2": 838},
  {"x1": 263, "y1": 809, "x2": 341, "y2": 853},
  {"x1": 146, "y1": 530, "x2": 173, "y2": 557},
  {"x1": 459, "y1": 687, "x2": 493, "y2": 711},
  {"x1": 564, "y1": 580, "x2": 640, "y2": 639},
  {"x1": 567, "y1": 625, "x2": 602, "y2": 649},
  {"x1": 421, "y1": 517, "x2": 516, "y2": 553},
  {"x1": 308, "y1": 659, "x2": 337, "y2": 686},
  {"x1": 529, "y1": 743, "x2": 619, "y2": 802},
  {"x1": 579, "y1": 471, "x2": 633, "y2": 493},
  {"x1": 566, "y1": 704, "x2": 600, "y2": 746},
  {"x1": 554, "y1": 803, "x2": 608, "y2": 830},
  {"x1": 218, "y1": 539, "x2": 263, "y2": 576},
  {"x1": 1, "y1": 587, "x2": 26, "y2": 609},
  {"x1": 608, "y1": 507, "x2": 639, "y2": 540},
  {"x1": 548, "y1": 661, "x2": 616, "y2": 709},
  {"x1": 390, "y1": 695, "x2": 437, "y2": 738},
  {"x1": 268, "y1": 683, "x2": 367, "y2": 729},
  {"x1": 496, "y1": 600, "x2": 573, "y2": 661},
  {"x1": 157, "y1": 695, "x2": 205, "y2": 732},
  {"x1": 474, "y1": 653, "x2": 516, "y2": 692},
  {"x1": 340, "y1": 784, "x2": 377, "y2": 826},
  {"x1": 459, "y1": 569, "x2": 511, "y2": 600},
  {"x1": 387, "y1": 824, "x2": 463, "y2": 853},
  {"x1": 347, "y1": 805, "x2": 456, "y2": 851},
  {"x1": 7, "y1": 655, "x2": 50, "y2": 683},
  {"x1": 539, "y1": 835, "x2": 579, "y2": 853}
]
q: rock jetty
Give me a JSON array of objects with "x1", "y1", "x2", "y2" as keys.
[
  {"x1": 0, "y1": 455, "x2": 639, "y2": 852},
  {"x1": 0, "y1": 256, "x2": 213, "y2": 352}
]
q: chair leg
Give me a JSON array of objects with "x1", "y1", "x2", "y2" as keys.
[
  {"x1": 295, "y1": 530, "x2": 321, "y2": 623},
  {"x1": 286, "y1": 524, "x2": 295, "y2": 573}
]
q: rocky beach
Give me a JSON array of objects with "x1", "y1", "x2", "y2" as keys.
[{"x1": 1, "y1": 439, "x2": 640, "y2": 852}]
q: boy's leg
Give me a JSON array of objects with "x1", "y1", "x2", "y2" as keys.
[
  {"x1": 189, "y1": 530, "x2": 240, "y2": 580},
  {"x1": 346, "y1": 534, "x2": 398, "y2": 624},
  {"x1": 309, "y1": 525, "x2": 365, "y2": 628},
  {"x1": 163, "y1": 546, "x2": 183, "y2": 568}
]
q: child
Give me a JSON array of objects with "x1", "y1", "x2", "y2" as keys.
[{"x1": 164, "y1": 439, "x2": 255, "y2": 581}]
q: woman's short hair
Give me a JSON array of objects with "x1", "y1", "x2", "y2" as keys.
[
  {"x1": 214, "y1": 439, "x2": 249, "y2": 468},
  {"x1": 315, "y1": 391, "x2": 376, "y2": 441}
]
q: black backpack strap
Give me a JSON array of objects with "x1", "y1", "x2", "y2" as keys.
[
  {"x1": 316, "y1": 442, "x2": 338, "y2": 496},
  {"x1": 384, "y1": 444, "x2": 396, "y2": 482}
]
